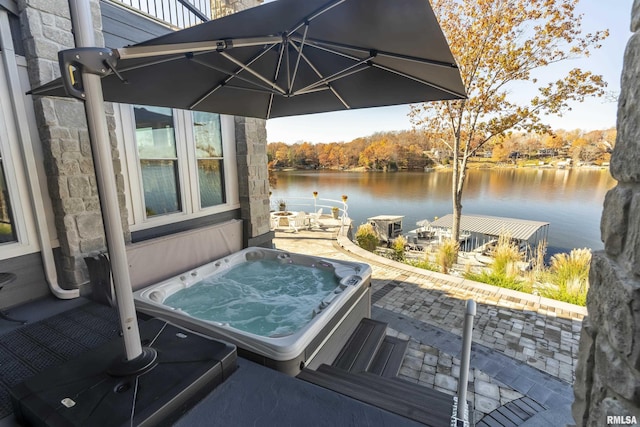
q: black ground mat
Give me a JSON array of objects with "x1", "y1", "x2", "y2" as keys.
[{"x1": 0, "y1": 302, "x2": 120, "y2": 419}]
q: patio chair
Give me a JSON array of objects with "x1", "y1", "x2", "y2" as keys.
[
  {"x1": 308, "y1": 208, "x2": 323, "y2": 229},
  {"x1": 287, "y1": 211, "x2": 308, "y2": 233},
  {"x1": 270, "y1": 214, "x2": 281, "y2": 230}
]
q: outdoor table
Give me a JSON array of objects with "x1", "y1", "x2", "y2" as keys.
[{"x1": 271, "y1": 211, "x2": 298, "y2": 229}]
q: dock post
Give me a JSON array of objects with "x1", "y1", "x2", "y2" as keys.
[{"x1": 456, "y1": 299, "x2": 476, "y2": 424}]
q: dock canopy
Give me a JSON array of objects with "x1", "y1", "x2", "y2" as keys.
[{"x1": 429, "y1": 214, "x2": 549, "y2": 242}]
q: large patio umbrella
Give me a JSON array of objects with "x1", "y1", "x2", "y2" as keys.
[
  {"x1": 31, "y1": 0, "x2": 465, "y2": 118},
  {"x1": 31, "y1": 0, "x2": 464, "y2": 367},
  {"x1": 16, "y1": 0, "x2": 468, "y2": 424}
]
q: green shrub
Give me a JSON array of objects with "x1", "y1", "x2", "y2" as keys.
[
  {"x1": 465, "y1": 271, "x2": 531, "y2": 293},
  {"x1": 391, "y1": 235, "x2": 407, "y2": 261},
  {"x1": 525, "y1": 240, "x2": 548, "y2": 284},
  {"x1": 540, "y1": 248, "x2": 591, "y2": 306},
  {"x1": 436, "y1": 239, "x2": 458, "y2": 274},
  {"x1": 406, "y1": 257, "x2": 438, "y2": 272},
  {"x1": 355, "y1": 223, "x2": 379, "y2": 252},
  {"x1": 491, "y1": 233, "x2": 523, "y2": 278}
]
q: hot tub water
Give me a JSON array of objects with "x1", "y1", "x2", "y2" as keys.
[{"x1": 163, "y1": 259, "x2": 339, "y2": 337}]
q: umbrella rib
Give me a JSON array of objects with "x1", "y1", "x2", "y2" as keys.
[
  {"x1": 268, "y1": 40, "x2": 287, "y2": 119},
  {"x1": 190, "y1": 44, "x2": 283, "y2": 110},
  {"x1": 294, "y1": 56, "x2": 372, "y2": 95},
  {"x1": 266, "y1": 41, "x2": 285, "y2": 119},
  {"x1": 219, "y1": 51, "x2": 287, "y2": 95},
  {"x1": 288, "y1": 0, "x2": 347, "y2": 35},
  {"x1": 225, "y1": 85, "x2": 285, "y2": 95},
  {"x1": 189, "y1": 57, "x2": 277, "y2": 93},
  {"x1": 289, "y1": 41, "x2": 350, "y2": 109},
  {"x1": 292, "y1": 36, "x2": 465, "y2": 98},
  {"x1": 372, "y1": 62, "x2": 466, "y2": 98},
  {"x1": 288, "y1": 24, "x2": 309, "y2": 94},
  {"x1": 293, "y1": 36, "x2": 460, "y2": 70}
]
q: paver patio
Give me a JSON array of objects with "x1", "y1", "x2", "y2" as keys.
[{"x1": 273, "y1": 218, "x2": 586, "y2": 426}]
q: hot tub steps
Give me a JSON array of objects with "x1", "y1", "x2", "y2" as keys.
[
  {"x1": 331, "y1": 317, "x2": 408, "y2": 377},
  {"x1": 369, "y1": 335, "x2": 409, "y2": 377},
  {"x1": 332, "y1": 318, "x2": 387, "y2": 372},
  {"x1": 298, "y1": 363, "x2": 455, "y2": 427}
]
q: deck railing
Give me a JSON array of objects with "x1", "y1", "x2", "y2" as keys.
[
  {"x1": 111, "y1": 0, "x2": 211, "y2": 29},
  {"x1": 271, "y1": 196, "x2": 349, "y2": 223}
]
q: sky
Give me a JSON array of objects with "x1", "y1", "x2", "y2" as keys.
[{"x1": 265, "y1": 0, "x2": 633, "y2": 144}]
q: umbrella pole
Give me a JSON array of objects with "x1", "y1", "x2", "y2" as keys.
[{"x1": 69, "y1": 0, "x2": 151, "y2": 366}]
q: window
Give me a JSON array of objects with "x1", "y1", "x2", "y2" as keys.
[
  {"x1": 0, "y1": 23, "x2": 42, "y2": 260},
  {"x1": 134, "y1": 106, "x2": 182, "y2": 217},
  {"x1": 0, "y1": 152, "x2": 17, "y2": 244},
  {"x1": 193, "y1": 111, "x2": 225, "y2": 208},
  {"x1": 119, "y1": 104, "x2": 238, "y2": 230}
]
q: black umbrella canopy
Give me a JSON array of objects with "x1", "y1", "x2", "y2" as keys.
[{"x1": 33, "y1": 0, "x2": 465, "y2": 119}]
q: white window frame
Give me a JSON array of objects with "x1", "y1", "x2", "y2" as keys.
[
  {"x1": 115, "y1": 104, "x2": 239, "y2": 232},
  {"x1": 0, "y1": 24, "x2": 40, "y2": 259}
]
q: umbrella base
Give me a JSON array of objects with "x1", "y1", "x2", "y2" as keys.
[{"x1": 10, "y1": 318, "x2": 237, "y2": 427}]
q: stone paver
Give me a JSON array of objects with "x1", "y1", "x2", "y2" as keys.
[{"x1": 273, "y1": 220, "x2": 586, "y2": 425}]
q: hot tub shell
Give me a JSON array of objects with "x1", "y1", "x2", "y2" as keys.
[{"x1": 133, "y1": 247, "x2": 371, "y2": 375}]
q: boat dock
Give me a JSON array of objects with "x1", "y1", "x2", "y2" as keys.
[{"x1": 394, "y1": 214, "x2": 550, "y2": 262}]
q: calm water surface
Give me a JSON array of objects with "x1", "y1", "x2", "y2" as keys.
[{"x1": 271, "y1": 169, "x2": 616, "y2": 257}]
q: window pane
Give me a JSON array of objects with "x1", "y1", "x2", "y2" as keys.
[
  {"x1": 140, "y1": 160, "x2": 182, "y2": 216},
  {"x1": 193, "y1": 111, "x2": 225, "y2": 209},
  {"x1": 193, "y1": 111, "x2": 223, "y2": 158},
  {"x1": 134, "y1": 106, "x2": 177, "y2": 159},
  {"x1": 134, "y1": 106, "x2": 182, "y2": 217},
  {"x1": 0, "y1": 162, "x2": 17, "y2": 244},
  {"x1": 198, "y1": 159, "x2": 225, "y2": 208}
]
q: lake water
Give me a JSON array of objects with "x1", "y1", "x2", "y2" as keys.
[{"x1": 271, "y1": 168, "x2": 616, "y2": 257}]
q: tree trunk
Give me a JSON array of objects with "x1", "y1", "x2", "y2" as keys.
[
  {"x1": 450, "y1": 102, "x2": 466, "y2": 243},
  {"x1": 451, "y1": 132, "x2": 471, "y2": 244},
  {"x1": 452, "y1": 159, "x2": 461, "y2": 243}
]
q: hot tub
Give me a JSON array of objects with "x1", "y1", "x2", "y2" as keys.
[{"x1": 133, "y1": 247, "x2": 371, "y2": 375}]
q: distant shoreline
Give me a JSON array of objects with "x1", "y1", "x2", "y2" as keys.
[{"x1": 270, "y1": 162, "x2": 611, "y2": 173}]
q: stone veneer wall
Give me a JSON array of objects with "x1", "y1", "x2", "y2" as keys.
[
  {"x1": 572, "y1": 1, "x2": 640, "y2": 425},
  {"x1": 234, "y1": 116, "x2": 271, "y2": 246},
  {"x1": 18, "y1": 0, "x2": 126, "y2": 287}
]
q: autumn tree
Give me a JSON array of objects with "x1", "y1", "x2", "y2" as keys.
[
  {"x1": 359, "y1": 139, "x2": 395, "y2": 170},
  {"x1": 410, "y1": 0, "x2": 608, "y2": 241},
  {"x1": 542, "y1": 133, "x2": 563, "y2": 152},
  {"x1": 267, "y1": 142, "x2": 290, "y2": 167},
  {"x1": 491, "y1": 139, "x2": 510, "y2": 162}
]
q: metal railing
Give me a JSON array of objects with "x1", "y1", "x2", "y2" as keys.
[
  {"x1": 453, "y1": 299, "x2": 476, "y2": 427},
  {"x1": 112, "y1": 0, "x2": 211, "y2": 29},
  {"x1": 271, "y1": 196, "x2": 349, "y2": 223}
]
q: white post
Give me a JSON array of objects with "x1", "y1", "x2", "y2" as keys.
[
  {"x1": 456, "y1": 299, "x2": 476, "y2": 422},
  {"x1": 68, "y1": 0, "x2": 143, "y2": 360}
]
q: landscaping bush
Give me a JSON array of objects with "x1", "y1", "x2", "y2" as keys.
[
  {"x1": 391, "y1": 235, "x2": 407, "y2": 261},
  {"x1": 491, "y1": 233, "x2": 523, "y2": 278},
  {"x1": 539, "y1": 248, "x2": 591, "y2": 306},
  {"x1": 465, "y1": 233, "x2": 532, "y2": 294},
  {"x1": 355, "y1": 223, "x2": 379, "y2": 252},
  {"x1": 465, "y1": 271, "x2": 532, "y2": 293},
  {"x1": 407, "y1": 257, "x2": 438, "y2": 272},
  {"x1": 436, "y1": 239, "x2": 458, "y2": 274}
]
